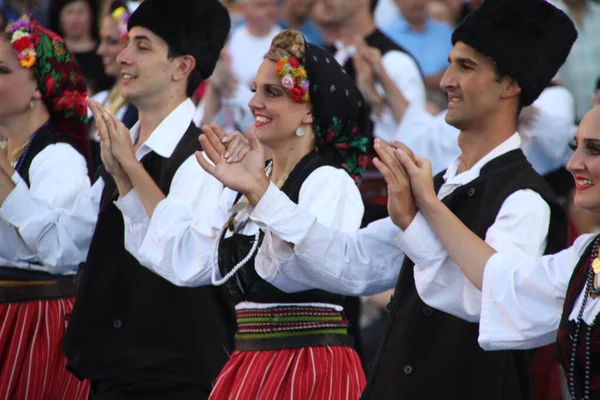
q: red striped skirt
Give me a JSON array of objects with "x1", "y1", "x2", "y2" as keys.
[
  {"x1": 209, "y1": 346, "x2": 366, "y2": 399},
  {"x1": 0, "y1": 298, "x2": 90, "y2": 400}
]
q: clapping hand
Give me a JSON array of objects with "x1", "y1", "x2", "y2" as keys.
[
  {"x1": 87, "y1": 98, "x2": 127, "y2": 178},
  {"x1": 352, "y1": 36, "x2": 385, "y2": 117},
  {"x1": 372, "y1": 138, "x2": 418, "y2": 230},
  {"x1": 391, "y1": 141, "x2": 436, "y2": 210},
  {"x1": 195, "y1": 124, "x2": 269, "y2": 206}
]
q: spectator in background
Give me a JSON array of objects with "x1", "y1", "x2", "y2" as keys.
[
  {"x1": 88, "y1": 0, "x2": 137, "y2": 171},
  {"x1": 553, "y1": 0, "x2": 600, "y2": 120},
  {"x1": 427, "y1": 0, "x2": 454, "y2": 26},
  {"x1": 280, "y1": 0, "x2": 323, "y2": 45},
  {"x1": 49, "y1": 0, "x2": 113, "y2": 94},
  {"x1": 382, "y1": 0, "x2": 453, "y2": 93},
  {"x1": 201, "y1": 0, "x2": 282, "y2": 132},
  {"x1": 2, "y1": 0, "x2": 47, "y2": 25}
]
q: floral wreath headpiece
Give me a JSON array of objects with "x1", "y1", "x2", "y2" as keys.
[
  {"x1": 6, "y1": 15, "x2": 90, "y2": 159},
  {"x1": 111, "y1": 6, "x2": 131, "y2": 42},
  {"x1": 275, "y1": 56, "x2": 310, "y2": 103},
  {"x1": 8, "y1": 17, "x2": 37, "y2": 68}
]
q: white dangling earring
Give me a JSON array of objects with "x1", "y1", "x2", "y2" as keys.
[
  {"x1": 296, "y1": 127, "x2": 305, "y2": 137},
  {"x1": 30, "y1": 100, "x2": 35, "y2": 109}
]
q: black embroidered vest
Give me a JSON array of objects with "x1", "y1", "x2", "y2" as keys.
[
  {"x1": 362, "y1": 149, "x2": 568, "y2": 400},
  {"x1": 217, "y1": 151, "x2": 345, "y2": 306},
  {"x1": 62, "y1": 123, "x2": 236, "y2": 390}
]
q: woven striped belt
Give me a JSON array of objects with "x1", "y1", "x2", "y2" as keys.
[{"x1": 234, "y1": 305, "x2": 354, "y2": 351}]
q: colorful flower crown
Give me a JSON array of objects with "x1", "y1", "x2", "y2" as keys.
[
  {"x1": 275, "y1": 56, "x2": 310, "y2": 103},
  {"x1": 112, "y1": 6, "x2": 131, "y2": 42},
  {"x1": 9, "y1": 18, "x2": 37, "y2": 68}
]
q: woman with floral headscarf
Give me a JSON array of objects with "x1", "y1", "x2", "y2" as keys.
[
  {"x1": 0, "y1": 14, "x2": 90, "y2": 399},
  {"x1": 88, "y1": 0, "x2": 137, "y2": 171},
  {"x1": 104, "y1": 29, "x2": 370, "y2": 398}
]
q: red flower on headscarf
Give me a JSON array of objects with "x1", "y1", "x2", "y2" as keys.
[
  {"x1": 335, "y1": 142, "x2": 350, "y2": 150},
  {"x1": 12, "y1": 36, "x2": 32, "y2": 52},
  {"x1": 290, "y1": 86, "x2": 305, "y2": 102},
  {"x1": 45, "y1": 75, "x2": 56, "y2": 95},
  {"x1": 358, "y1": 154, "x2": 368, "y2": 168},
  {"x1": 288, "y1": 57, "x2": 300, "y2": 68},
  {"x1": 74, "y1": 97, "x2": 87, "y2": 116}
]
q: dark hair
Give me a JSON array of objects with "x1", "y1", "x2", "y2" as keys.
[
  {"x1": 167, "y1": 45, "x2": 202, "y2": 98},
  {"x1": 493, "y1": 62, "x2": 524, "y2": 115},
  {"x1": 49, "y1": 0, "x2": 100, "y2": 42},
  {"x1": 596, "y1": 76, "x2": 600, "y2": 91},
  {"x1": 0, "y1": 10, "x2": 6, "y2": 32}
]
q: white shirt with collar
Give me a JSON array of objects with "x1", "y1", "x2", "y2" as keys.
[
  {"x1": 251, "y1": 133, "x2": 551, "y2": 310},
  {"x1": 113, "y1": 99, "x2": 224, "y2": 266},
  {"x1": 0, "y1": 99, "x2": 221, "y2": 276},
  {"x1": 0, "y1": 143, "x2": 91, "y2": 274}
]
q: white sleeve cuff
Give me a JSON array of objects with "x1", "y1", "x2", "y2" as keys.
[
  {"x1": 250, "y1": 182, "x2": 315, "y2": 244},
  {"x1": 0, "y1": 179, "x2": 36, "y2": 227},
  {"x1": 114, "y1": 189, "x2": 147, "y2": 224},
  {"x1": 394, "y1": 212, "x2": 445, "y2": 266}
]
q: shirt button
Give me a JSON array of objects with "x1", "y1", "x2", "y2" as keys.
[
  {"x1": 423, "y1": 306, "x2": 433, "y2": 317},
  {"x1": 467, "y1": 188, "x2": 476, "y2": 197},
  {"x1": 113, "y1": 319, "x2": 123, "y2": 329},
  {"x1": 403, "y1": 365, "x2": 413, "y2": 375}
]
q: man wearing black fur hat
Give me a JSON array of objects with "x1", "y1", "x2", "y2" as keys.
[
  {"x1": 212, "y1": 0, "x2": 578, "y2": 398},
  {"x1": 60, "y1": 1, "x2": 237, "y2": 399}
]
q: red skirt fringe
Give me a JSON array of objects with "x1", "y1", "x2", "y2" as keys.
[
  {"x1": 209, "y1": 346, "x2": 366, "y2": 400},
  {"x1": 0, "y1": 298, "x2": 89, "y2": 400}
]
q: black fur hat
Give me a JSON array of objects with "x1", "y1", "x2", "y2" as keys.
[
  {"x1": 452, "y1": 0, "x2": 577, "y2": 106},
  {"x1": 128, "y1": 0, "x2": 231, "y2": 80}
]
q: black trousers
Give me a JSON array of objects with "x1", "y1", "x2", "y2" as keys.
[{"x1": 89, "y1": 379, "x2": 211, "y2": 400}]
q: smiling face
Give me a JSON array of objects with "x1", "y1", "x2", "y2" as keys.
[
  {"x1": 97, "y1": 17, "x2": 126, "y2": 77},
  {"x1": 248, "y1": 59, "x2": 313, "y2": 147},
  {"x1": 116, "y1": 26, "x2": 181, "y2": 106},
  {"x1": 440, "y1": 41, "x2": 520, "y2": 131},
  {"x1": 567, "y1": 106, "x2": 600, "y2": 214}
]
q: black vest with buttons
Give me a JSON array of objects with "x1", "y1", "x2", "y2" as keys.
[
  {"x1": 62, "y1": 123, "x2": 236, "y2": 390},
  {"x1": 217, "y1": 151, "x2": 345, "y2": 306},
  {"x1": 361, "y1": 149, "x2": 568, "y2": 400}
]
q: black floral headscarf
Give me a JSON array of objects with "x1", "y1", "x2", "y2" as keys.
[{"x1": 276, "y1": 41, "x2": 370, "y2": 184}]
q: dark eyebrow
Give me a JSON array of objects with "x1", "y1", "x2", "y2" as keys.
[
  {"x1": 263, "y1": 83, "x2": 285, "y2": 90},
  {"x1": 132, "y1": 35, "x2": 152, "y2": 43},
  {"x1": 583, "y1": 138, "x2": 600, "y2": 146},
  {"x1": 448, "y1": 56, "x2": 478, "y2": 66}
]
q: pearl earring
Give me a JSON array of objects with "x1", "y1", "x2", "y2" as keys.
[
  {"x1": 30, "y1": 100, "x2": 35, "y2": 109},
  {"x1": 296, "y1": 127, "x2": 305, "y2": 137}
]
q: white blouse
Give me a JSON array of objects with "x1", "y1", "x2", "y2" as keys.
[
  {"x1": 125, "y1": 165, "x2": 364, "y2": 288},
  {"x1": 479, "y1": 233, "x2": 598, "y2": 351},
  {"x1": 0, "y1": 143, "x2": 92, "y2": 274},
  {"x1": 252, "y1": 134, "x2": 551, "y2": 304}
]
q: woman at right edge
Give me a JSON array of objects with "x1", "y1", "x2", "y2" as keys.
[{"x1": 375, "y1": 103, "x2": 600, "y2": 400}]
